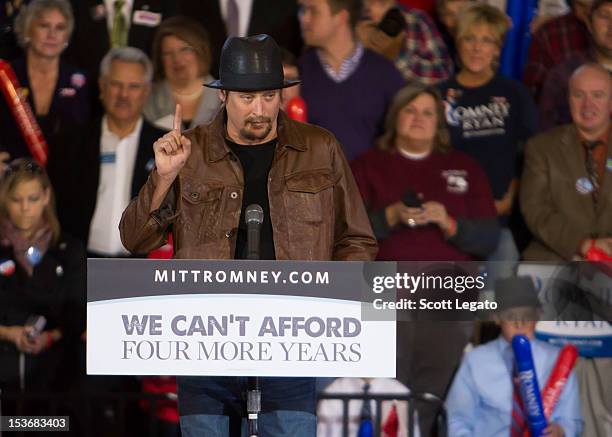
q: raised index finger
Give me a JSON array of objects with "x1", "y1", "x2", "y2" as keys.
[{"x1": 174, "y1": 104, "x2": 182, "y2": 134}]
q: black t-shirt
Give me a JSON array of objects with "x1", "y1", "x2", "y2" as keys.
[
  {"x1": 437, "y1": 74, "x2": 537, "y2": 201},
  {"x1": 227, "y1": 138, "x2": 277, "y2": 260}
]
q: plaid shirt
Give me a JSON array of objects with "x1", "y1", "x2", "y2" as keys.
[
  {"x1": 523, "y1": 13, "x2": 590, "y2": 100},
  {"x1": 395, "y1": 7, "x2": 453, "y2": 85}
]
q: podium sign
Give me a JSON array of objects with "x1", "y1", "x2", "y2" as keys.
[{"x1": 87, "y1": 259, "x2": 396, "y2": 377}]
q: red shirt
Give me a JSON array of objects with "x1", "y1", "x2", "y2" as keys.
[{"x1": 351, "y1": 148, "x2": 497, "y2": 261}]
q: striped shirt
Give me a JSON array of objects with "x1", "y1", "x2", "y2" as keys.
[{"x1": 317, "y1": 42, "x2": 365, "y2": 83}]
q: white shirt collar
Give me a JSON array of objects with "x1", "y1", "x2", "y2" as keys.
[
  {"x1": 397, "y1": 147, "x2": 431, "y2": 161},
  {"x1": 102, "y1": 115, "x2": 143, "y2": 142}
]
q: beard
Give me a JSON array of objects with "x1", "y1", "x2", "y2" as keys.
[{"x1": 240, "y1": 117, "x2": 273, "y2": 141}]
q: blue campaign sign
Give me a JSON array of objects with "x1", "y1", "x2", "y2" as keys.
[{"x1": 536, "y1": 322, "x2": 612, "y2": 358}]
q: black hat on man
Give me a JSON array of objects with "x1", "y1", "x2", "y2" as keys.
[{"x1": 205, "y1": 34, "x2": 300, "y2": 91}]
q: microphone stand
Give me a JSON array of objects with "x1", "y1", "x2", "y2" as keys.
[
  {"x1": 246, "y1": 376, "x2": 261, "y2": 437},
  {"x1": 245, "y1": 204, "x2": 263, "y2": 437}
]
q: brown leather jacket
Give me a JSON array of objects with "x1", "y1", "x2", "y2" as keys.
[{"x1": 119, "y1": 109, "x2": 378, "y2": 261}]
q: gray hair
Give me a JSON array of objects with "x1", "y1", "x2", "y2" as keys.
[
  {"x1": 14, "y1": 0, "x2": 74, "y2": 49},
  {"x1": 99, "y1": 47, "x2": 154, "y2": 83}
]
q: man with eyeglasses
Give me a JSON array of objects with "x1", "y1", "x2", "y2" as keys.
[{"x1": 445, "y1": 276, "x2": 583, "y2": 437}]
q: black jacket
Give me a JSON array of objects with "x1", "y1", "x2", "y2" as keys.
[
  {"x1": 0, "y1": 233, "x2": 86, "y2": 391},
  {"x1": 0, "y1": 57, "x2": 90, "y2": 160},
  {"x1": 53, "y1": 118, "x2": 164, "y2": 246}
]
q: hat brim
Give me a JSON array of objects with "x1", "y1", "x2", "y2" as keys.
[{"x1": 204, "y1": 79, "x2": 301, "y2": 91}]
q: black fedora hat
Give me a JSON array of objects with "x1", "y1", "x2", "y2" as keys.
[{"x1": 205, "y1": 34, "x2": 300, "y2": 92}]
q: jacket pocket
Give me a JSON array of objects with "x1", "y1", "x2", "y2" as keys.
[
  {"x1": 180, "y1": 179, "x2": 224, "y2": 240},
  {"x1": 284, "y1": 170, "x2": 336, "y2": 224}
]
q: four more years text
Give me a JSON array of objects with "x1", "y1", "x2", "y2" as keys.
[{"x1": 121, "y1": 340, "x2": 362, "y2": 362}]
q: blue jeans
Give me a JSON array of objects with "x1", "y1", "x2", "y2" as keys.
[{"x1": 178, "y1": 376, "x2": 316, "y2": 437}]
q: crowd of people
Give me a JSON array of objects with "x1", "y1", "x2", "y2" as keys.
[{"x1": 0, "y1": 0, "x2": 611, "y2": 436}]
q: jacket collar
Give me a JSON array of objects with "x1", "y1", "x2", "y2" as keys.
[{"x1": 207, "y1": 109, "x2": 307, "y2": 162}]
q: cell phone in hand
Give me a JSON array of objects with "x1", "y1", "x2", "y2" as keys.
[
  {"x1": 377, "y1": 7, "x2": 406, "y2": 37},
  {"x1": 402, "y1": 189, "x2": 422, "y2": 208},
  {"x1": 25, "y1": 315, "x2": 46, "y2": 339}
]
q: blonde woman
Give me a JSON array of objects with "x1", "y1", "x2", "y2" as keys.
[
  {"x1": 0, "y1": 159, "x2": 85, "y2": 394},
  {"x1": 0, "y1": 0, "x2": 90, "y2": 160},
  {"x1": 437, "y1": 3, "x2": 537, "y2": 263}
]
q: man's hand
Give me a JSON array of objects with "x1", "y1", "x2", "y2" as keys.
[
  {"x1": 543, "y1": 422, "x2": 565, "y2": 437},
  {"x1": 356, "y1": 21, "x2": 403, "y2": 61},
  {"x1": 153, "y1": 104, "x2": 192, "y2": 182}
]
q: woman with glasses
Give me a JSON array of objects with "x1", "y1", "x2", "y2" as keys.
[
  {"x1": 144, "y1": 16, "x2": 220, "y2": 131},
  {"x1": 0, "y1": 0, "x2": 90, "y2": 161},
  {"x1": 437, "y1": 3, "x2": 537, "y2": 265},
  {"x1": 0, "y1": 159, "x2": 85, "y2": 395}
]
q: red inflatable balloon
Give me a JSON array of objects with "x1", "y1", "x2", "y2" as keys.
[
  {"x1": 0, "y1": 60, "x2": 49, "y2": 166},
  {"x1": 586, "y1": 246, "x2": 612, "y2": 261},
  {"x1": 286, "y1": 96, "x2": 307, "y2": 123},
  {"x1": 522, "y1": 344, "x2": 578, "y2": 437}
]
